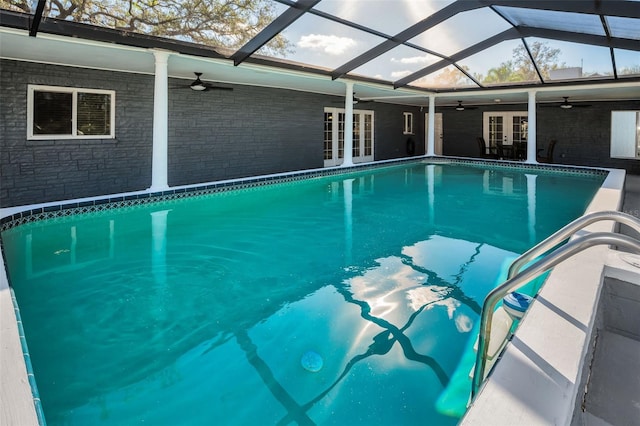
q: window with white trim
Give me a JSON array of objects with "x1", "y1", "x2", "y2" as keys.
[
  {"x1": 403, "y1": 112, "x2": 414, "y2": 135},
  {"x1": 27, "y1": 85, "x2": 115, "y2": 140}
]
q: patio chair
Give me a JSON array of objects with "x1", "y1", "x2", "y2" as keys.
[
  {"x1": 477, "y1": 137, "x2": 499, "y2": 159},
  {"x1": 537, "y1": 140, "x2": 557, "y2": 163}
]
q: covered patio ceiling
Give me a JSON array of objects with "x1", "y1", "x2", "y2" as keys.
[{"x1": 1, "y1": 0, "x2": 639, "y2": 107}]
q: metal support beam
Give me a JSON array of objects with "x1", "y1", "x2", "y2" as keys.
[
  {"x1": 231, "y1": 0, "x2": 321, "y2": 66},
  {"x1": 600, "y1": 14, "x2": 618, "y2": 79},
  {"x1": 518, "y1": 26, "x2": 640, "y2": 51},
  {"x1": 29, "y1": 0, "x2": 46, "y2": 37},
  {"x1": 393, "y1": 25, "x2": 638, "y2": 89},
  {"x1": 331, "y1": 0, "x2": 483, "y2": 80},
  {"x1": 522, "y1": 38, "x2": 545, "y2": 83},
  {"x1": 481, "y1": 0, "x2": 640, "y2": 19},
  {"x1": 393, "y1": 28, "x2": 520, "y2": 89}
]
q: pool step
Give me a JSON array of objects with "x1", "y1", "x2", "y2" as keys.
[{"x1": 469, "y1": 307, "x2": 514, "y2": 380}]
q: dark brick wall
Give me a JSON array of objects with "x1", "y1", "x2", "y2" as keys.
[
  {"x1": 1, "y1": 59, "x2": 421, "y2": 207},
  {"x1": 167, "y1": 85, "x2": 423, "y2": 186},
  {"x1": 0, "y1": 60, "x2": 154, "y2": 207},
  {"x1": 537, "y1": 100, "x2": 640, "y2": 172},
  {"x1": 373, "y1": 103, "x2": 425, "y2": 160},
  {"x1": 441, "y1": 99, "x2": 640, "y2": 172}
]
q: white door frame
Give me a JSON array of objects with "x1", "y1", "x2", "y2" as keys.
[
  {"x1": 483, "y1": 111, "x2": 528, "y2": 147},
  {"x1": 324, "y1": 107, "x2": 374, "y2": 167}
]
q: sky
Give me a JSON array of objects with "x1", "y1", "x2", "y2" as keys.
[{"x1": 256, "y1": 0, "x2": 638, "y2": 88}]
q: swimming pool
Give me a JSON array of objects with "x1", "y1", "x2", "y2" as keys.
[{"x1": 1, "y1": 161, "x2": 606, "y2": 425}]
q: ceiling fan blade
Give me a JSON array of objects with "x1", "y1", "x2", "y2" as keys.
[
  {"x1": 206, "y1": 85, "x2": 234, "y2": 91},
  {"x1": 441, "y1": 105, "x2": 477, "y2": 110}
]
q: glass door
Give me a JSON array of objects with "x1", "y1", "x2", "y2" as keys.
[
  {"x1": 324, "y1": 108, "x2": 374, "y2": 166},
  {"x1": 483, "y1": 112, "x2": 528, "y2": 160}
]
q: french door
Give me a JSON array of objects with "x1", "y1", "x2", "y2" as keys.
[
  {"x1": 483, "y1": 111, "x2": 528, "y2": 159},
  {"x1": 324, "y1": 108, "x2": 374, "y2": 167}
]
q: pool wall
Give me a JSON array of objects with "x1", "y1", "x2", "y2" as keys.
[{"x1": 0, "y1": 158, "x2": 619, "y2": 425}]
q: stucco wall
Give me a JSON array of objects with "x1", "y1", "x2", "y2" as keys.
[
  {"x1": 0, "y1": 59, "x2": 422, "y2": 208},
  {"x1": 441, "y1": 99, "x2": 640, "y2": 172}
]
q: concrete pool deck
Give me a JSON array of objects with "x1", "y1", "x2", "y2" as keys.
[{"x1": 1, "y1": 164, "x2": 639, "y2": 425}]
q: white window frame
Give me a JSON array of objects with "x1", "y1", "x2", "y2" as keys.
[
  {"x1": 27, "y1": 84, "x2": 116, "y2": 140},
  {"x1": 403, "y1": 112, "x2": 414, "y2": 135}
]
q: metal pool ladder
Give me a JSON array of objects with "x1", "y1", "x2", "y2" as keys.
[{"x1": 471, "y1": 211, "x2": 640, "y2": 398}]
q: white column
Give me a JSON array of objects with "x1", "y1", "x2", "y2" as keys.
[
  {"x1": 426, "y1": 95, "x2": 436, "y2": 156},
  {"x1": 342, "y1": 81, "x2": 354, "y2": 167},
  {"x1": 526, "y1": 90, "x2": 537, "y2": 164},
  {"x1": 150, "y1": 50, "x2": 171, "y2": 191}
]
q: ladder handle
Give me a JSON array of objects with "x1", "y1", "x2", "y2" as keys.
[
  {"x1": 472, "y1": 231, "x2": 640, "y2": 398},
  {"x1": 508, "y1": 211, "x2": 640, "y2": 280}
]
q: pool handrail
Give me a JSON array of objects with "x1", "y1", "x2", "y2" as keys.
[
  {"x1": 471, "y1": 229, "x2": 640, "y2": 399},
  {"x1": 507, "y1": 210, "x2": 640, "y2": 280}
]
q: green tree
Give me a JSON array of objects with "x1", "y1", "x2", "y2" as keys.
[
  {"x1": 483, "y1": 61, "x2": 523, "y2": 84},
  {"x1": 513, "y1": 41, "x2": 563, "y2": 80},
  {"x1": 431, "y1": 65, "x2": 474, "y2": 87},
  {"x1": 0, "y1": 0, "x2": 291, "y2": 55}
]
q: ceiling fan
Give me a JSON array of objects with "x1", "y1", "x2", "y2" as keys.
[
  {"x1": 331, "y1": 93, "x2": 373, "y2": 105},
  {"x1": 174, "y1": 72, "x2": 234, "y2": 92},
  {"x1": 442, "y1": 101, "x2": 477, "y2": 111},
  {"x1": 543, "y1": 97, "x2": 591, "y2": 109}
]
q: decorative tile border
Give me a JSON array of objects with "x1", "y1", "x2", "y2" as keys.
[
  {"x1": 0, "y1": 157, "x2": 608, "y2": 232},
  {"x1": 9, "y1": 288, "x2": 46, "y2": 425}
]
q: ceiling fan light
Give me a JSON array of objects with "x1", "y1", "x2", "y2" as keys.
[
  {"x1": 560, "y1": 103, "x2": 572, "y2": 109},
  {"x1": 190, "y1": 72, "x2": 207, "y2": 91},
  {"x1": 456, "y1": 105, "x2": 465, "y2": 111}
]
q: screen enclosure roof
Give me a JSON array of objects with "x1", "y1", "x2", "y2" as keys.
[{"x1": 1, "y1": 0, "x2": 639, "y2": 107}]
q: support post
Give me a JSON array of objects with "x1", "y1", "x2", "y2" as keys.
[
  {"x1": 149, "y1": 50, "x2": 171, "y2": 191},
  {"x1": 342, "y1": 81, "x2": 354, "y2": 167},
  {"x1": 426, "y1": 94, "x2": 436, "y2": 156},
  {"x1": 526, "y1": 90, "x2": 537, "y2": 164}
]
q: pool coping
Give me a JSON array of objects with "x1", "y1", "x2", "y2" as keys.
[
  {"x1": 461, "y1": 167, "x2": 634, "y2": 425},
  {"x1": 0, "y1": 156, "x2": 615, "y2": 425}
]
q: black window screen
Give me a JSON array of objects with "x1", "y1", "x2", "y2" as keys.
[
  {"x1": 77, "y1": 92, "x2": 111, "y2": 136},
  {"x1": 33, "y1": 91, "x2": 72, "y2": 135}
]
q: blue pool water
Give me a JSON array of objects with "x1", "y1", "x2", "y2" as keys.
[{"x1": 2, "y1": 162, "x2": 605, "y2": 425}]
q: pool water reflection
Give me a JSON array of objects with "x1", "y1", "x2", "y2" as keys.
[{"x1": 1, "y1": 163, "x2": 604, "y2": 425}]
